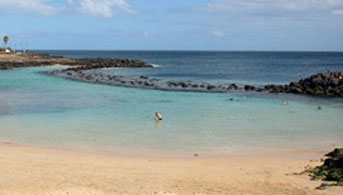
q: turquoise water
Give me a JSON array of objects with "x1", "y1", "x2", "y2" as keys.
[{"x1": 0, "y1": 67, "x2": 343, "y2": 155}]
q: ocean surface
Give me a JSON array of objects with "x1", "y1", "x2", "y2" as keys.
[
  {"x1": 41, "y1": 50, "x2": 343, "y2": 85},
  {"x1": 1, "y1": 51, "x2": 343, "y2": 156}
]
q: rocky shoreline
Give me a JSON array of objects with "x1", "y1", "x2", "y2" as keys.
[
  {"x1": 305, "y1": 148, "x2": 343, "y2": 189},
  {"x1": 265, "y1": 72, "x2": 343, "y2": 96},
  {"x1": 48, "y1": 65, "x2": 343, "y2": 97},
  {"x1": 0, "y1": 51, "x2": 152, "y2": 70}
]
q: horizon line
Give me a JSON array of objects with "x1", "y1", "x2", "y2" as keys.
[{"x1": 27, "y1": 49, "x2": 343, "y2": 53}]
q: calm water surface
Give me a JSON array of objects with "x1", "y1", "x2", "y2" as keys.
[{"x1": 0, "y1": 51, "x2": 342, "y2": 155}]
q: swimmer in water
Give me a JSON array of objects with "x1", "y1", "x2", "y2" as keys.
[
  {"x1": 155, "y1": 112, "x2": 163, "y2": 121},
  {"x1": 283, "y1": 100, "x2": 288, "y2": 105}
]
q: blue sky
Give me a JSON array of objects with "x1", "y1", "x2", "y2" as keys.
[{"x1": 0, "y1": 0, "x2": 342, "y2": 51}]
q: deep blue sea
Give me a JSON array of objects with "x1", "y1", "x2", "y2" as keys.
[{"x1": 1, "y1": 51, "x2": 343, "y2": 156}]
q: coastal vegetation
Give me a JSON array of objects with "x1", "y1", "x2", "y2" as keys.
[
  {"x1": 0, "y1": 35, "x2": 12, "y2": 53},
  {"x1": 3, "y1": 36, "x2": 9, "y2": 48},
  {"x1": 305, "y1": 148, "x2": 343, "y2": 190}
]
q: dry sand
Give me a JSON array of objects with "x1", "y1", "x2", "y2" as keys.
[{"x1": 0, "y1": 142, "x2": 342, "y2": 195}]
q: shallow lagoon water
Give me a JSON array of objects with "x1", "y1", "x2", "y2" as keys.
[{"x1": 0, "y1": 67, "x2": 342, "y2": 155}]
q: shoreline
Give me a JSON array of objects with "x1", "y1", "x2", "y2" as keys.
[
  {"x1": 1, "y1": 137, "x2": 340, "y2": 160},
  {"x1": 0, "y1": 52, "x2": 152, "y2": 70},
  {"x1": 1, "y1": 141, "x2": 342, "y2": 194}
]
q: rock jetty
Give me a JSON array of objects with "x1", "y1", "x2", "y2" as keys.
[
  {"x1": 47, "y1": 69, "x2": 243, "y2": 93},
  {"x1": 49, "y1": 67, "x2": 343, "y2": 97},
  {"x1": 264, "y1": 72, "x2": 343, "y2": 97}
]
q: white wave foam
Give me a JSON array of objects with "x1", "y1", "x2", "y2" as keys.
[{"x1": 152, "y1": 64, "x2": 162, "y2": 68}]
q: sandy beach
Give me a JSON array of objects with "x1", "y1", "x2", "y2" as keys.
[
  {"x1": 0, "y1": 142, "x2": 341, "y2": 195},
  {"x1": 1, "y1": 53, "x2": 343, "y2": 195}
]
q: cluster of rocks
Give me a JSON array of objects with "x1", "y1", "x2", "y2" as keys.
[
  {"x1": 167, "y1": 81, "x2": 241, "y2": 91},
  {"x1": 264, "y1": 72, "x2": 343, "y2": 97},
  {"x1": 48, "y1": 67, "x2": 343, "y2": 97},
  {"x1": 305, "y1": 148, "x2": 343, "y2": 189},
  {"x1": 0, "y1": 51, "x2": 152, "y2": 70},
  {"x1": 47, "y1": 69, "x2": 247, "y2": 93},
  {"x1": 65, "y1": 58, "x2": 152, "y2": 70}
]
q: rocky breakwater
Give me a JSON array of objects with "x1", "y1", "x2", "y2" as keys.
[
  {"x1": 264, "y1": 72, "x2": 343, "y2": 97},
  {"x1": 67, "y1": 58, "x2": 152, "y2": 69},
  {"x1": 48, "y1": 68, "x2": 343, "y2": 97},
  {"x1": 48, "y1": 67, "x2": 246, "y2": 93}
]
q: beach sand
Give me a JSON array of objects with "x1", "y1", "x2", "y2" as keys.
[{"x1": 0, "y1": 142, "x2": 342, "y2": 195}]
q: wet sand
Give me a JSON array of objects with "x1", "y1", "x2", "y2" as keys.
[{"x1": 0, "y1": 142, "x2": 342, "y2": 195}]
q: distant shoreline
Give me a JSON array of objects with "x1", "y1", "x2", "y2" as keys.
[
  {"x1": 32, "y1": 49, "x2": 343, "y2": 53},
  {"x1": 0, "y1": 51, "x2": 152, "y2": 70}
]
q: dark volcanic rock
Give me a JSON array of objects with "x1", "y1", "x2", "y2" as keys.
[
  {"x1": 63, "y1": 58, "x2": 152, "y2": 71},
  {"x1": 263, "y1": 72, "x2": 343, "y2": 97},
  {"x1": 244, "y1": 85, "x2": 256, "y2": 91},
  {"x1": 207, "y1": 85, "x2": 216, "y2": 90},
  {"x1": 305, "y1": 148, "x2": 343, "y2": 189},
  {"x1": 227, "y1": 84, "x2": 239, "y2": 90},
  {"x1": 326, "y1": 148, "x2": 343, "y2": 159},
  {"x1": 180, "y1": 82, "x2": 188, "y2": 88}
]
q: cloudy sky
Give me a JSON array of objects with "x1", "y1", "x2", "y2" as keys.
[{"x1": 0, "y1": 0, "x2": 342, "y2": 51}]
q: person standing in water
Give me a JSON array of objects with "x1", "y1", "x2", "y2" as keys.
[{"x1": 155, "y1": 112, "x2": 163, "y2": 121}]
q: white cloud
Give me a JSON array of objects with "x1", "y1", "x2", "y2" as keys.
[
  {"x1": 212, "y1": 29, "x2": 224, "y2": 37},
  {"x1": 0, "y1": 0, "x2": 59, "y2": 15},
  {"x1": 78, "y1": 0, "x2": 136, "y2": 18},
  {"x1": 202, "y1": 0, "x2": 343, "y2": 15},
  {"x1": 0, "y1": 0, "x2": 136, "y2": 18}
]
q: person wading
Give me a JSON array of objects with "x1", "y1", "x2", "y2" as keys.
[{"x1": 155, "y1": 112, "x2": 163, "y2": 121}]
